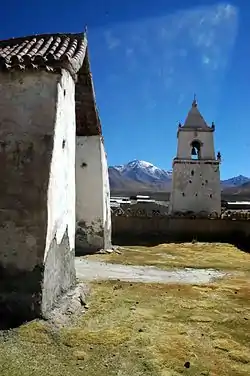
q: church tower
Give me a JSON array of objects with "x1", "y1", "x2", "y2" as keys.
[{"x1": 169, "y1": 98, "x2": 221, "y2": 216}]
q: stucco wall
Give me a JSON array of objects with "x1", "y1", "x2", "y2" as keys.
[
  {"x1": 170, "y1": 161, "x2": 221, "y2": 214},
  {"x1": 177, "y1": 129, "x2": 215, "y2": 159},
  {"x1": 45, "y1": 69, "x2": 75, "y2": 256},
  {"x1": 0, "y1": 71, "x2": 57, "y2": 272},
  {"x1": 100, "y1": 139, "x2": 112, "y2": 250},
  {"x1": 75, "y1": 135, "x2": 111, "y2": 252},
  {"x1": 0, "y1": 69, "x2": 75, "y2": 323},
  {"x1": 42, "y1": 69, "x2": 76, "y2": 315}
]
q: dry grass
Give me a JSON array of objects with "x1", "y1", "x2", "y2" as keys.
[
  {"x1": 0, "y1": 275, "x2": 250, "y2": 376},
  {"x1": 85, "y1": 242, "x2": 250, "y2": 271},
  {"x1": 0, "y1": 242, "x2": 250, "y2": 375}
]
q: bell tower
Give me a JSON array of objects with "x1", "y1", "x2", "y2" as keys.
[{"x1": 169, "y1": 98, "x2": 221, "y2": 216}]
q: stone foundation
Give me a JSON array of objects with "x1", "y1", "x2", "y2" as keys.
[
  {"x1": 75, "y1": 220, "x2": 105, "y2": 253},
  {"x1": 42, "y1": 228, "x2": 76, "y2": 318},
  {"x1": 0, "y1": 264, "x2": 44, "y2": 328},
  {"x1": 0, "y1": 229, "x2": 75, "y2": 328}
]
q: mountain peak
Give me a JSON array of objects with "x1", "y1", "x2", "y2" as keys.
[
  {"x1": 128, "y1": 159, "x2": 153, "y2": 165},
  {"x1": 222, "y1": 175, "x2": 250, "y2": 187},
  {"x1": 126, "y1": 160, "x2": 157, "y2": 170},
  {"x1": 109, "y1": 160, "x2": 250, "y2": 194},
  {"x1": 109, "y1": 160, "x2": 172, "y2": 189}
]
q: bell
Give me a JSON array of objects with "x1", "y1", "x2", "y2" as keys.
[{"x1": 191, "y1": 146, "x2": 197, "y2": 156}]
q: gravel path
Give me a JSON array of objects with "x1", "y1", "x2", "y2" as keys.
[{"x1": 75, "y1": 258, "x2": 227, "y2": 284}]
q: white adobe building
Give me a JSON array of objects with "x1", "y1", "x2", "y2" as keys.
[
  {"x1": 169, "y1": 98, "x2": 221, "y2": 216},
  {"x1": 0, "y1": 31, "x2": 111, "y2": 322}
]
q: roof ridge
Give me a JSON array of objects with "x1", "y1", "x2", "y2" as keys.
[{"x1": 0, "y1": 32, "x2": 86, "y2": 47}]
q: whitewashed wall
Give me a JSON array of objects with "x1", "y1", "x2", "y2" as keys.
[
  {"x1": 76, "y1": 135, "x2": 111, "y2": 250},
  {"x1": 100, "y1": 139, "x2": 112, "y2": 249},
  {"x1": 45, "y1": 69, "x2": 76, "y2": 259},
  {"x1": 0, "y1": 69, "x2": 76, "y2": 318}
]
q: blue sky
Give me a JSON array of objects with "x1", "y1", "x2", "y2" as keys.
[{"x1": 0, "y1": 0, "x2": 249, "y2": 179}]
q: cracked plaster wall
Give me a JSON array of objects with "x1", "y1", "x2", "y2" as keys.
[{"x1": 0, "y1": 69, "x2": 76, "y2": 322}]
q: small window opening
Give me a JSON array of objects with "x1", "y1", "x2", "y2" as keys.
[
  {"x1": 182, "y1": 192, "x2": 185, "y2": 196},
  {"x1": 191, "y1": 170, "x2": 194, "y2": 176},
  {"x1": 189, "y1": 180, "x2": 192, "y2": 183},
  {"x1": 62, "y1": 139, "x2": 66, "y2": 149},
  {"x1": 191, "y1": 140, "x2": 201, "y2": 160},
  {"x1": 195, "y1": 193, "x2": 198, "y2": 197},
  {"x1": 210, "y1": 194, "x2": 213, "y2": 198}
]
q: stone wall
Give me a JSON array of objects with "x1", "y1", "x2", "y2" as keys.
[
  {"x1": 75, "y1": 135, "x2": 111, "y2": 253},
  {"x1": 170, "y1": 160, "x2": 221, "y2": 215},
  {"x1": 112, "y1": 215, "x2": 250, "y2": 248},
  {"x1": 0, "y1": 69, "x2": 76, "y2": 324}
]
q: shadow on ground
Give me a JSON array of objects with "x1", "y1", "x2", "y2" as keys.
[
  {"x1": 75, "y1": 245, "x2": 101, "y2": 257},
  {"x1": 112, "y1": 232, "x2": 250, "y2": 253},
  {"x1": 0, "y1": 305, "x2": 31, "y2": 330}
]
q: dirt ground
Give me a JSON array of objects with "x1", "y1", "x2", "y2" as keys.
[{"x1": 75, "y1": 258, "x2": 227, "y2": 284}]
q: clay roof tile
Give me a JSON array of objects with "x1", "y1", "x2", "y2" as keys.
[{"x1": 0, "y1": 32, "x2": 87, "y2": 79}]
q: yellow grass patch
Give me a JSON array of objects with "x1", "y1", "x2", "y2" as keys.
[
  {"x1": 85, "y1": 242, "x2": 250, "y2": 271},
  {"x1": 0, "y1": 273, "x2": 250, "y2": 376}
]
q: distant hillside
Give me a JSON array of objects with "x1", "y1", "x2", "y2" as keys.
[
  {"x1": 109, "y1": 160, "x2": 250, "y2": 199},
  {"x1": 109, "y1": 160, "x2": 172, "y2": 192}
]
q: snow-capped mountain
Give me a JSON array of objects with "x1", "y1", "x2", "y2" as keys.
[
  {"x1": 113, "y1": 160, "x2": 172, "y2": 184},
  {"x1": 109, "y1": 160, "x2": 172, "y2": 191},
  {"x1": 109, "y1": 160, "x2": 250, "y2": 194}
]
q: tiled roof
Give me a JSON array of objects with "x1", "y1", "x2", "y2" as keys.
[
  {"x1": 0, "y1": 32, "x2": 102, "y2": 136},
  {"x1": 0, "y1": 32, "x2": 87, "y2": 79}
]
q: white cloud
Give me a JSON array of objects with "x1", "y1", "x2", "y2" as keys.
[
  {"x1": 92, "y1": 3, "x2": 238, "y2": 108},
  {"x1": 212, "y1": 3, "x2": 237, "y2": 24},
  {"x1": 186, "y1": 4, "x2": 238, "y2": 71},
  {"x1": 202, "y1": 55, "x2": 210, "y2": 65},
  {"x1": 178, "y1": 93, "x2": 185, "y2": 104},
  {"x1": 123, "y1": 3, "x2": 237, "y2": 71},
  {"x1": 104, "y1": 30, "x2": 120, "y2": 50}
]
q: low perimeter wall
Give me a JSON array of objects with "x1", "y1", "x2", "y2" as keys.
[{"x1": 112, "y1": 216, "x2": 250, "y2": 248}]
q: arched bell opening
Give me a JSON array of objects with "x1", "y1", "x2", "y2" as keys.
[{"x1": 191, "y1": 140, "x2": 202, "y2": 160}]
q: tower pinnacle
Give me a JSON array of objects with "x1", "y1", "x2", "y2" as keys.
[{"x1": 192, "y1": 94, "x2": 197, "y2": 107}]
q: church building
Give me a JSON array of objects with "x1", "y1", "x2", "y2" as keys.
[{"x1": 169, "y1": 98, "x2": 221, "y2": 216}]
